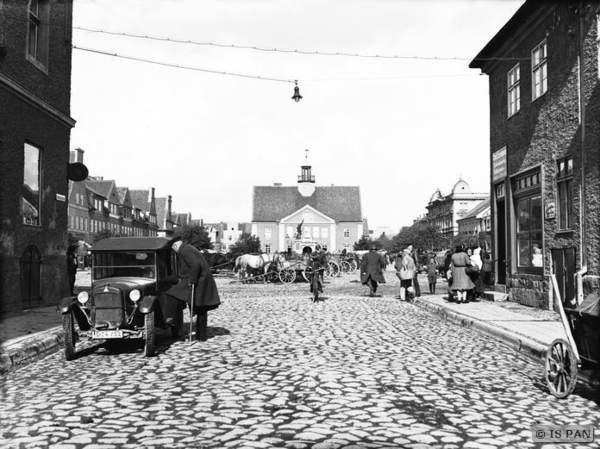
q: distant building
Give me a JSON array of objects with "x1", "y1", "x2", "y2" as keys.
[
  {"x1": 252, "y1": 154, "x2": 367, "y2": 254},
  {"x1": 456, "y1": 198, "x2": 491, "y2": 251},
  {"x1": 471, "y1": 1, "x2": 600, "y2": 309},
  {"x1": 426, "y1": 179, "x2": 489, "y2": 238},
  {"x1": 0, "y1": 0, "x2": 75, "y2": 314}
]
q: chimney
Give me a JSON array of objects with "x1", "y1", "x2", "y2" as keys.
[
  {"x1": 168, "y1": 195, "x2": 172, "y2": 221},
  {"x1": 70, "y1": 148, "x2": 85, "y2": 163}
]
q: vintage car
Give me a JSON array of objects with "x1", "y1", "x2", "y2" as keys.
[{"x1": 58, "y1": 236, "x2": 184, "y2": 360}]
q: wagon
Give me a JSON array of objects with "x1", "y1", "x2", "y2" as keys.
[
  {"x1": 544, "y1": 275, "x2": 600, "y2": 398},
  {"x1": 278, "y1": 256, "x2": 340, "y2": 283}
]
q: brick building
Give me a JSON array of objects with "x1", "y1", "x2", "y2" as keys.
[
  {"x1": 252, "y1": 155, "x2": 367, "y2": 254},
  {"x1": 470, "y1": 1, "x2": 600, "y2": 308},
  {"x1": 0, "y1": 0, "x2": 75, "y2": 314}
]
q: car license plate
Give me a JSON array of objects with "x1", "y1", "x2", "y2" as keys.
[{"x1": 93, "y1": 330, "x2": 123, "y2": 339}]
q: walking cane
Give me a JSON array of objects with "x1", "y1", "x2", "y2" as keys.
[{"x1": 189, "y1": 283, "x2": 195, "y2": 343}]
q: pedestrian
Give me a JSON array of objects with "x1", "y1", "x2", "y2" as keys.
[
  {"x1": 468, "y1": 246, "x2": 483, "y2": 302},
  {"x1": 407, "y1": 245, "x2": 421, "y2": 297},
  {"x1": 395, "y1": 248, "x2": 416, "y2": 301},
  {"x1": 66, "y1": 245, "x2": 78, "y2": 295},
  {"x1": 360, "y1": 245, "x2": 387, "y2": 297},
  {"x1": 164, "y1": 238, "x2": 221, "y2": 341},
  {"x1": 443, "y1": 249, "x2": 454, "y2": 301},
  {"x1": 309, "y1": 244, "x2": 327, "y2": 295},
  {"x1": 425, "y1": 252, "x2": 439, "y2": 294},
  {"x1": 450, "y1": 244, "x2": 475, "y2": 304}
]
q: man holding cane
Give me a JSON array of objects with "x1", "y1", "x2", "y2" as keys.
[{"x1": 166, "y1": 237, "x2": 221, "y2": 341}]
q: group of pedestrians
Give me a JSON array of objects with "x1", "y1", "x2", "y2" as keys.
[{"x1": 446, "y1": 244, "x2": 485, "y2": 304}]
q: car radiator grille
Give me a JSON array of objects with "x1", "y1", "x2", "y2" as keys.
[{"x1": 93, "y1": 292, "x2": 124, "y2": 327}]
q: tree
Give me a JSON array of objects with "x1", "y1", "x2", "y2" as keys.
[
  {"x1": 174, "y1": 224, "x2": 213, "y2": 251},
  {"x1": 391, "y1": 222, "x2": 444, "y2": 253},
  {"x1": 354, "y1": 235, "x2": 374, "y2": 251},
  {"x1": 374, "y1": 232, "x2": 393, "y2": 252},
  {"x1": 229, "y1": 232, "x2": 261, "y2": 255}
]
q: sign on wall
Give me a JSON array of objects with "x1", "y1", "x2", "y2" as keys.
[{"x1": 492, "y1": 146, "x2": 507, "y2": 182}]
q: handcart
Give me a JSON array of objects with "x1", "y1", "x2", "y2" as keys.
[{"x1": 544, "y1": 275, "x2": 600, "y2": 398}]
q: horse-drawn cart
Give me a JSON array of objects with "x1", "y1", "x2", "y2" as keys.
[
  {"x1": 544, "y1": 275, "x2": 600, "y2": 398},
  {"x1": 278, "y1": 257, "x2": 340, "y2": 283}
]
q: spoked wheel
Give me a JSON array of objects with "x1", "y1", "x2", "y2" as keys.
[
  {"x1": 279, "y1": 267, "x2": 296, "y2": 283},
  {"x1": 340, "y1": 261, "x2": 351, "y2": 274},
  {"x1": 349, "y1": 260, "x2": 358, "y2": 273},
  {"x1": 325, "y1": 261, "x2": 340, "y2": 278},
  {"x1": 545, "y1": 338, "x2": 578, "y2": 399},
  {"x1": 62, "y1": 312, "x2": 77, "y2": 361},
  {"x1": 144, "y1": 311, "x2": 156, "y2": 357}
]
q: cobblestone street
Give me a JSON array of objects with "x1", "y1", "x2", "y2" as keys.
[{"x1": 1, "y1": 273, "x2": 600, "y2": 448}]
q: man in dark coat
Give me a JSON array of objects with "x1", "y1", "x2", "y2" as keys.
[
  {"x1": 360, "y1": 245, "x2": 387, "y2": 297},
  {"x1": 165, "y1": 239, "x2": 221, "y2": 341}
]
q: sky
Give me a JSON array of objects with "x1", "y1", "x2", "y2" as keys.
[{"x1": 70, "y1": 0, "x2": 525, "y2": 232}]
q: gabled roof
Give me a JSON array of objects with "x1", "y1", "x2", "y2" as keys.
[
  {"x1": 130, "y1": 190, "x2": 150, "y2": 212},
  {"x1": 252, "y1": 186, "x2": 362, "y2": 222},
  {"x1": 85, "y1": 180, "x2": 117, "y2": 200}
]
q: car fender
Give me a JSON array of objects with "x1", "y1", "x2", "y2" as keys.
[
  {"x1": 58, "y1": 296, "x2": 77, "y2": 314},
  {"x1": 139, "y1": 296, "x2": 157, "y2": 314}
]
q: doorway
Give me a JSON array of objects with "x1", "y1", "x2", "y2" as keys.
[
  {"x1": 496, "y1": 199, "x2": 507, "y2": 285},
  {"x1": 551, "y1": 247, "x2": 576, "y2": 308},
  {"x1": 20, "y1": 245, "x2": 42, "y2": 309}
]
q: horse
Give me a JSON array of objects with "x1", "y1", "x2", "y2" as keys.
[{"x1": 234, "y1": 253, "x2": 283, "y2": 283}]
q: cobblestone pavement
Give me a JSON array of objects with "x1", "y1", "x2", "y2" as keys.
[{"x1": 1, "y1": 273, "x2": 600, "y2": 449}]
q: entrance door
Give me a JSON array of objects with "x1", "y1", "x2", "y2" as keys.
[
  {"x1": 20, "y1": 245, "x2": 42, "y2": 309},
  {"x1": 496, "y1": 200, "x2": 507, "y2": 285},
  {"x1": 551, "y1": 247, "x2": 576, "y2": 308}
]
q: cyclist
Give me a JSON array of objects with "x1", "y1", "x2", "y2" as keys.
[{"x1": 309, "y1": 244, "x2": 327, "y2": 296}]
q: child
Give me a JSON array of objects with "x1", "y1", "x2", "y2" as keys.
[{"x1": 425, "y1": 253, "x2": 439, "y2": 294}]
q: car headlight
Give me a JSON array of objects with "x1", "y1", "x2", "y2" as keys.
[
  {"x1": 129, "y1": 289, "x2": 141, "y2": 302},
  {"x1": 77, "y1": 291, "x2": 89, "y2": 304}
]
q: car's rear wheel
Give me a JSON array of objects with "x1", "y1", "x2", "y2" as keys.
[
  {"x1": 144, "y1": 311, "x2": 156, "y2": 356},
  {"x1": 63, "y1": 312, "x2": 76, "y2": 361}
]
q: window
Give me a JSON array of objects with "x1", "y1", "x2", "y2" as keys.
[
  {"x1": 313, "y1": 227, "x2": 320, "y2": 238},
  {"x1": 343, "y1": 228, "x2": 350, "y2": 238},
  {"x1": 265, "y1": 228, "x2": 271, "y2": 241},
  {"x1": 265, "y1": 244, "x2": 271, "y2": 254},
  {"x1": 27, "y1": 0, "x2": 49, "y2": 69},
  {"x1": 508, "y1": 64, "x2": 520, "y2": 116},
  {"x1": 322, "y1": 227, "x2": 328, "y2": 238},
  {"x1": 557, "y1": 156, "x2": 574, "y2": 230},
  {"x1": 532, "y1": 40, "x2": 548, "y2": 100},
  {"x1": 513, "y1": 170, "x2": 542, "y2": 270},
  {"x1": 23, "y1": 143, "x2": 41, "y2": 226}
]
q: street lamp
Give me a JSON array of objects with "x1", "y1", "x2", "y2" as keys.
[{"x1": 291, "y1": 80, "x2": 302, "y2": 102}]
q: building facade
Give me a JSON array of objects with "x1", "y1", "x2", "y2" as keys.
[
  {"x1": 456, "y1": 198, "x2": 492, "y2": 251},
  {"x1": 471, "y1": 1, "x2": 600, "y2": 309},
  {"x1": 426, "y1": 178, "x2": 489, "y2": 238},
  {"x1": 252, "y1": 156, "x2": 366, "y2": 254},
  {"x1": 0, "y1": 0, "x2": 76, "y2": 314}
]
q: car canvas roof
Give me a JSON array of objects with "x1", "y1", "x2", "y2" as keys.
[{"x1": 92, "y1": 237, "x2": 174, "y2": 252}]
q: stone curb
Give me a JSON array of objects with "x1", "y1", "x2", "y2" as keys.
[
  {"x1": 413, "y1": 298, "x2": 547, "y2": 364},
  {"x1": 0, "y1": 327, "x2": 63, "y2": 374}
]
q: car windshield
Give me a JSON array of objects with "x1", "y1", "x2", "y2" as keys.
[{"x1": 93, "y1": 251, "x2": 157, "y2": 280}]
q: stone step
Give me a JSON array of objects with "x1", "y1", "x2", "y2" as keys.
[{"x1": 482, "y1": 290, "x2": 509, "y2": 302}]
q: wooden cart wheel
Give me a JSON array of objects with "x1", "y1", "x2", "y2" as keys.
[
  {"x1": 325, "y1": 261, "x2": 340, "y2": 278},
  {"x1": 279, "y1": 267, "x2": 296, "y2": 283},
  {"x1": 340, "y1": 261, "x2": 351, "y2": 274},
  {"x1": 545, "y1": 338, "x2": 578, "y2": 399}
]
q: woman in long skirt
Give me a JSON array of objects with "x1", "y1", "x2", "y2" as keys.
[{"x1": 450, "y1": 245, "x2": 475, "y2": 304}]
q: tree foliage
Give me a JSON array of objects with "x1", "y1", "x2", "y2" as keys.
[
  {"x1": 174, "y1": 224, "x2": 213, "y2": 251},
  {"x1": 374, "y1": 232, "x2": 393, "y2": 252},
  {"x1": 391, "y1": 222, "x2": 444, "y2": 253},
  {"x1": 353, "y1": 235, "x2": 374, "y2": 251},
  {"x1": 229, "y1": 232, "x2": 261, "y2": 255}
]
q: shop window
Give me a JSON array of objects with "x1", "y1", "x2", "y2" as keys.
[
  {"x1": 557, "y1": 156, "x2": 574, "y2": 230},
  {"x1": 513, "y1": 170, "x2": 542, "y2": 271},
  {"x1": 23, "y1": 143, "x2": 41, "y2": 226}
]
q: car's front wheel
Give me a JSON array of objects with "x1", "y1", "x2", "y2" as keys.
[
  {"x1": 63, "y1": 312, "x2": 76, "y2": 361},
  {"x1": 144, "y1": 311, "x2": 156, "y2": 356}
]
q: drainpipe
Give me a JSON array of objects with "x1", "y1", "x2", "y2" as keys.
[{"x1": 577, "y1": 2, "x2": 587, "y2": 303}]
